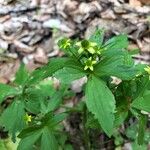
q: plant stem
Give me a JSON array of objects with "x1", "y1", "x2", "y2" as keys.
[{"x1": 83, "y1": 105, "x2": 91, "y2": 150}]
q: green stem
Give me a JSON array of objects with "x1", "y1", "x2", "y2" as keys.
[{"x1": 83, "y1": 105, "x2": 90, "y2": 150}]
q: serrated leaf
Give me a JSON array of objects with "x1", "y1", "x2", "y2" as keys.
[
  {"x1": 54, "y1": 67, "x2": 86, "y2": 84},
  {"x1": 85, "y1": 76, "x2": 116, "y2": 136},
  {"x1": 27, "y1": 58, "x2": 69, "y2": 85},
  {"x1": 131, "y1": 90, "x2": 150, "y2": 112},
  {"x1": 85, "y1": 114, "x2": 101, "y2": 129},
  {"x1": 114, "y1": 111, "x2": 128, "y2": 127},
  {"x1": 0, "y1": 84, "x2": 19, "y2": 103},
  {"x1": 18, "y1": 127, "x2": 58, "y2": 150},
  {"x1": 14, "y1": 64, "x2": 29, "y2": 85},
  {"x1": 17, "y1": 129, "x2": 42, "y2": 150},
  {"x1": 0, "y1": 100, "x2": 26, "y2": 141},
  {"x1": 46, "y1": 88, "x2": 65, "y2": 113},
  {"x1": 24, "y1": 80, "x2": 56, "y2": 114},
  {"x1": 132, "y1": 141, "x2": 147, "y2": 150},
  {"x1": 94, "y1": 55, "x2": 138, "y2": 80},
  {"x1": 103, "y1": 34, "x2": 128, "y2": 51},
  {"x1": 41, "y1": 128, "x2": 58, "y2": 150},
  {"x1": 18, "y1": 113, "x2": 65, "y2": 150},
  {"x1": 89, "y1": 29, "x2": 104, "y2": 47},
  {"x1": 137, "y1": 115, "x2": 147, "y2": 145}
]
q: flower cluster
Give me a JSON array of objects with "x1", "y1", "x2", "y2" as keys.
[
  {"x1": 76, "y1": 40, "x2": 100, "y2": 55},
  {"x1": 59, "y1": 38, "x2": 102, "y2": 71}
]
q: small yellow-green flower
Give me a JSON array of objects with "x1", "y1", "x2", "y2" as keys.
[
  {"x1": 84, "y1": 57, "x2": 97, "y2": 71},
  {"x1": 76, "y1": 40, "x2": 100, "y2": 55},
  {"x1": 144, "y1": 66, "x2": 150, "y2": 74},
  {"x1": 76, "y1": 41, "x2": 84, "y2": 54},
  {"x1": 24, "y1": 113, "x2": 32, "y2": 124},
  {"x1": 88, "y1": 42, "x2": 98, "y2": 54},
  {"x1": 60, "y1": 39, "x2": 71, "y2": 49}
]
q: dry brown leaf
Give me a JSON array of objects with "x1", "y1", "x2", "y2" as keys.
[{"x1": 129, "y1": 0, "x2": 142, "y2": 6}]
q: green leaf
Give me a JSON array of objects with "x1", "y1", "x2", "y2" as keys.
[
  {"x1": 0, "y1": 137, "x2": 19, "y2": 150},
  {"x1": 132, "y1": 141, "x2": 147, "y2": 150},
  {"x1": 18, "y1": 127, "x2": 58, "y2": 150},
  {"x1": 14, "y1": 64, "x2": 29, "y2": 85},
  {"x1": 94, "y1": 55, "x2": 138, "y2": 80},
  {"x1": 114, "y1": 111, "x2": 128, "y2": 127},
  {"x1": 134, "y1": 75, "x2": 149, "y2": 99},
  {"x1": 0, "y1": 84, "x2": 19, "y2": 103},
  {"x1": 126, "y1": 123, "x2": 137, "y2": 140},
  {"x1": 27, "y1": 58, "x2": 69, "y2": 85},
  {"x1": 85, "y1": 114, "x2": 101, "y2": 129},
  {"x1": 85, "y1": 76, "x2": 116, "y2": 136},
  {"x1": 18, "y1": 113, "x2": 65, "y2": 150},
  {"x1": 54, "y1": 67, "x2": 86, "y2": 84},
  {"x1": 17, "y1": 128, "x2": 42, "y2": 150},
  {"x1": 103, "y1": 34, "x2": 128, "y2": 51},
  {"x1": 137, "y1": 115, "x2": 147, "y2": 145},
  {"x1": 41, "y1": 128, "x2": 58, "y2": 150},
  {"x1": 46, "y1": 88, "x2": 65, "y2": 113},
  {"x1": 24, "y1": 80, "x2": 56, "y2": 114},
  {"x1": 89, "y1": 29, "x2": 104, "y2": 47},
  {"x1": 131, "y1": 90, "x2": 150, "y2": 112},
  {"x1": 0, "y1": 100, "x2": 26, "y2": 141}
]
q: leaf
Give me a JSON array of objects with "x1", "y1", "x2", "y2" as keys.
[
  {"x1": 114, "y1": 111, "x2": 128, "y2": 127},
  {"x1": 46, "y1": 88, "x2": 65, "y2": 113},
  {"x1": 18, "y1": 127, "x2": 58, "y2": 150},
  {"x1": 54, "y1": 67, "x2": 86, "y2": 84},
  {"x1": 131, "y1": 90, "x2": 150, "y2": 112},
  {"x1": 17, "y1": 129, "x2": 42, "y2": 150},
  {"x1": 0, "y1": 100, "x2": 26, "y2": 141},
  {"x1": 14, "y1": 63, "x2": 29, "y2": 85},
  {"x1": 132, "y1": 141, "x2": 147, "y2": 150},
  {"x1": 41, "y1": 128, "x2": 58, "y2": 150},
  {"x1": 137, "y1": 115, "x2": 147, "y2": 145},
  {"x1": 27, "y1": 58, "x2": 69, "y2": 85},
  {"x1": 18, "y1": 113, "x2": 65, "y2": 150},
  {"x1": 44, "y1": 113, "x2": 67, "y2": 128},
  {"x1": 85, "y1": 114, "x2": 101, "y2": 129},
  {"x1": 103, "y1": 34, "x2": 128, "y2": 51},
  {"x1": 85, "y1": 76, "x2": 116, "y2": 136},
  {"x1": 134, "y1": 75, "x2": 149, "y2": 99},
  {"x1": 0, "y1": 137, "x2": 19, "y2": 150},
  {"x1": 24, "y1": 80, "x2": 56, "y2": 114},
  {"x1": 27, "y1": 58, "x2": 84, "y2": 85},
  {"x1": 89, "y1": 29, "x2": 104, "y2": 47},
  {"x1": 126, "y1": 123, "x2": 137, "y2": 140},
  {"x1": 0, "y1": 84, "x2": 19, "y2": 104},
  {"x1": 94, "y1": 55, "x2": 138, "y2": 80}
]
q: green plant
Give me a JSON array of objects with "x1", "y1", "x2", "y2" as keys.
[{"x1": 0, "y1": 29, "x2": 150, "y2": 149}]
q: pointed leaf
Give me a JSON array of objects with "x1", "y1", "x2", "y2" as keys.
[
  {"x1": 17, "y1": 129, "x2": 42, "y2": 150},
  {"x1": 94, "y1": 55, "x2": 138, "y2": 80},
  {"x1": 104, "y1": 34, "x2": 128, "y2": 51},
  {"x1": 85, "y1": 76, "x2": 116, "y2": 136},
  {"x1": 41, "y1": 128, "x2": 58, "y2": 150},
  {"x1": 137, "y1": 115, "x2": 147, "y2": 145},
  {"x1": 27, "y1": 58, "x2": 69, "y2": 85},
  {"x1": 0, "y1": 100, "x2": 26, "y2": 140},
  {"x1": 14, "y1": 64, "x2": 29, "y2": 85},
  {"x1": 0, "y1": 84, "x2": 19, "y2": 103},
  {"x1": 131, "y1": 90, "x2": 150, "y2": 112},
  {"x1": 89, "y1": 29, "x2": 104, "y2": 47},
  {"x1": 54, "y1": 67, "x2": 86, "y2": 84}
]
